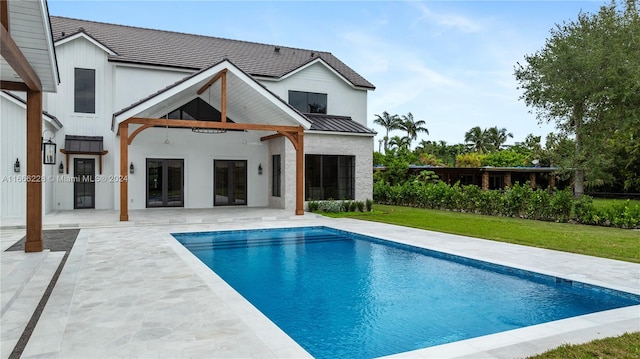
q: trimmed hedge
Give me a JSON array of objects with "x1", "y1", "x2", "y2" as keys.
[{"x1": 373, "y1": 181, "x2": 640, "y2": 229}]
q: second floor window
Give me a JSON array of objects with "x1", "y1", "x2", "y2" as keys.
[
  {"x1": 289, "y1": 90, "x2": 327, "y2": 114},
  {"x1": 74, "y1": 68, "x2": 96, "y2": 113}
]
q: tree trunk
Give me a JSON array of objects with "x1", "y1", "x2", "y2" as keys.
[{"x1": 573, "y1": 102, "x2": 585, "y2": 197}]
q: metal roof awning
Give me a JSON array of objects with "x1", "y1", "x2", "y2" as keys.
[{"x1": 60, "y1": 135, "x2": 108, "y2": 174}]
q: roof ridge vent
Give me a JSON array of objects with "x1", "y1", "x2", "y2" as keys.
[{"x1": 274, "y1": 46, "x2": 280, "y2": 53}]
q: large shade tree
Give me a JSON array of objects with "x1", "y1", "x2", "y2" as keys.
[
  {"x1": 515, "y1": 0, "x2": 640, "y2": 195},
  {"x1": 373, "y1": 111, "x2": 402, "y2": 151}
]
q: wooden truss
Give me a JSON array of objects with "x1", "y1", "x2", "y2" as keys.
[{"x1": 118, "y1": 69, "x2": 305, "y2": 221}]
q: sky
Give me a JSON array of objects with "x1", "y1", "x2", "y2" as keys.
[{"x1": 47, "y1": 0, "x2": 606, "y2": 147}]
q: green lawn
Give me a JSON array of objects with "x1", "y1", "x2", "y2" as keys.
[
  {"x1": 592, "y1": 198, "x2": 640, "y2": 210},
  {"x1": 527, "y1": 332, "x2": 640, "y2": 359},
  {"x1": 332, "y1": 204, "x2": 640, "y2": 263},
  {"x1": 321, "y1": 204, "x2": 640, "y2": 357}
]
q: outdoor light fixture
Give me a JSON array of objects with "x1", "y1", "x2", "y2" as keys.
[
  {"x1": 14, "y1": 158, "x2": 20, "y2": 173},
  {"x1": 42, "y1": 130, "x2": 56, "y2": 165},
  {"x1": 258, "y1": 163, "x2": 263, "y2": 175},
  {"x1": 191, "y1": 127, "x2": 227, "y2": 134},
  {"x1": 130, "y1": 162, "x2": 135, "y2": 174},
  {"x1": 58, "y1": 161, "x2": 64, "y2": 174}
]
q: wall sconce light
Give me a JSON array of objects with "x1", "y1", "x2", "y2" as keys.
[
  {"x1": 258, "y1": 163, "x2": 263, "y2": 175},
  {"x1": 58, "y1": 161, "x2": 64, "y2": 174},
  {"x1": 42, "y1": 130, "x2": 56, "y2": 165},
  {"x1": 130, "y1": 162, "x2": 134, "y2": 174},
  {"x1": 14, "y1": 158, "x2": 20, "y2": 173}
]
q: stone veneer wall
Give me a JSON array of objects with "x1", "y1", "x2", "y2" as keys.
[{"x1": 304, "y1": 133, "x2": 374, "y2": 205}]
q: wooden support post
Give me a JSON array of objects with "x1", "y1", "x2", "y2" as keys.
[
  {"x1": 119, "y1": 122, "x2": 129, "y2": 221},
  {"x1": 549, "y1": 174, "x2": 556, "y2": 192},
  {"x1": 295, "y1": 129, "x2": 304, "y2": 215},
  {"x1": 529, "y1": 173, "x2": 537, "y2": 189},
  {"x1": 25, "y1": 90, "x2": 43, "y2": 252},
  {"x1": 221, "y1": 69, "x2": 227, "y2": 123},
  {"x1": 481, "y1": 171, "x2": 489, "y2": 191}
]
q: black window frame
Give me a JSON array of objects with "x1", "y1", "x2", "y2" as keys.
[
  {"x1": 272, "y1": 154, "x2": 281, "y2": 197},
  {"x1": 288, "y1": 90, "x2": 327, "y2": 114},
  {"x1": 305, "y1": 154, "x2": 355, "y2": 200},
  {"x1": 74, "y1": 68, "x2": 96, "y2": 114}
]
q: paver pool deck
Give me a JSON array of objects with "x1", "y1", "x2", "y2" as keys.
[{"x1": 1, "y1": 208, "x2": 639, "y2": 358}]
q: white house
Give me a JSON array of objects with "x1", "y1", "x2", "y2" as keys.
[{"x1": 1, "y1": 16, "x2": 376, "y2": 219}]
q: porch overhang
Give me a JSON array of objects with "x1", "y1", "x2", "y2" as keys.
[
  {"x1": 114, "y1": 59, "x2": 309, "y2": 221},
  {"x1": 1, "y1": 0, "x2": 58, "y2": 253}
]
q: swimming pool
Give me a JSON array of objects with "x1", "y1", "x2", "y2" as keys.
[{"x1": 173, "y1": 226, "x2": 640, "y2": 359}]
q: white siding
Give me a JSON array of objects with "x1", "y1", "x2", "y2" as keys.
[
  {"x1": 261, "y1": 62, "x2": 369, "y2": 126},
  {"x1": 0, "y1": 95, "x2": 61, "y2": 217},
  {"x1": 127, "y1": 128, "x2": 269, "y2": 210},
  {"x1": 113, "y1": 65, "x2": 193, "y2": 111},
  {"x1": 0, "y1": 96, "x2": 27, "y2": 217}
]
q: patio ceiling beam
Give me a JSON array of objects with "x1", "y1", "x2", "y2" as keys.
[
  {"x1": 124, "y1": 117, "x2": 302, "y2": 133},
  {"x1": 197, "y1": 68, "x2": 227, "y2": 123},
  {"x1": 127, "y1": 124, "x2": 154, "y2": 145},
  {"x1": 0, "y1": 80, "x2": 29, "y2": 92}
]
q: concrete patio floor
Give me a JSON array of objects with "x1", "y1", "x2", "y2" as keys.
[{"x1": 1, "y1": 208, "x2": 639, "y2": 358}]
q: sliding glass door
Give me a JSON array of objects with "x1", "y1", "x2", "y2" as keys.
[
  {"x1": 214, "y1": 160, "x2": 247, "y2": 206},
  {"x1": 147, "y1": 159, "x2": 184, "y2": 207}
]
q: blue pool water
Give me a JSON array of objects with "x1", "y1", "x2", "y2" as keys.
[{"x1": 173, "y1": 226, "x2": 639, "y2": 359}]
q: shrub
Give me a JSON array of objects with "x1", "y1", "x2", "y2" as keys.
[
  {"x1": 356, "y1": 201, "x2": 365, "y2": 212},
  {"x1": 365, "y1": 198, "x2": 373, "y2": 212}
]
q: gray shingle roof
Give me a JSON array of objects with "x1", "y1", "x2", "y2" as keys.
[
  {"x1": 50, "y1": 16, "x2": 375, "y2": 89},
  {"x1": 305, "y1": 114, "x2": 376, "y2": 135}
]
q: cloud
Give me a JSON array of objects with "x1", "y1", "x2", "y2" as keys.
[{"x1": 411, "y1": 1, "x2": 481, "y2": 33}]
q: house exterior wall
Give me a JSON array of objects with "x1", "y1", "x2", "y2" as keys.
[
  {"x1": 127, "y1": 128, "x2": 269, "y2": 209},
  {"x1": 113, "y1": 65, "x2": 193, "y2": 111},
  {"x1": 0, "y1": 95, "x2": 59, "y2": 217},
  {"x1": 2, "y1": 31, "x2": 373, "y2": 216},
  {"x1": 0, "y1": 96, "x2": 28, "y2": 217},
  {"x1": 305, "y1": 133, "x2": 374, "y2": 203},
  {"x1": 261, "y1": 62, "x2": 369, "y2": 126}
]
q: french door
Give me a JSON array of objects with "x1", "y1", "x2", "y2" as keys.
[
  {"x1": 146, "y1": 159, "x2": 184, "y2": 207},
  {"x1": 74, "y1": 158, "x2": 95, "y2": 209},
  {"x1": 214, "y1": 160, "x2": 247, "y2": 206}
]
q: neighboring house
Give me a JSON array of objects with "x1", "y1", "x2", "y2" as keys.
[{"x1": 1, "y1": 16, "x2": 376, "y2": 218}]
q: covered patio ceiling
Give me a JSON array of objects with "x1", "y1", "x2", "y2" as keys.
[{"x1": 113, "y1": 59, "x2": 311, "y2": 131}]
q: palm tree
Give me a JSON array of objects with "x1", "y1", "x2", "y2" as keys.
[
  {"x1": 373, "y1": 111, "x2": 401, "y2": 151},
  {"x1": 486, "y1": 126, "x2": 513, "y2": 151},
  {"x1": 464, "y1": 126, "x2": 491, "y2": 154},
  {"x1": 399, "y1": 112, "x2": 429, "y2": 147},
  {"x1": 388, "y1": 135, "x2": 411, "y2": 151}
]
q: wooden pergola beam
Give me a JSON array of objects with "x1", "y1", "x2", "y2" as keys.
[
  {"x1": 118, "y1": 116, "x2": 306, "y2": 220},
  {"x1": 1, "y1": 0, "x2": 9, "y2": 30},
  {"x1": 125, "y1": 117, "x2": 302, "y2": 133},
  {"x1": 0, "y1": 80, "x2": 29, "y2": 92}
]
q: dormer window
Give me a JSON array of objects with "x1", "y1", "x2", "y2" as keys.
[
  {"x1": 74, "y1": 68, "x2": 96, "y2": 113},
  {"x1": 288, "y1": 90, "x2": 327, "y2": 114}
]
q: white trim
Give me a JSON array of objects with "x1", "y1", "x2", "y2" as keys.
[
  {"x1": 113, "y1": 60, "x2": 311, "y2": 129},
  {"x1": 39, "y1": 0, "x2": 59, "y2": 91},
  {"x1": 1, "y1": 92, "x2": 62, "y2": 130},
  {"x1": 305, "y1": 130, "x2": 375, "y2": 137},
  {"x1": 113, "y1": 62, "x2": 196, "y2": 74},
  {"x1": 55, "y1": 32, "x2": 117, "y2": 56}
]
